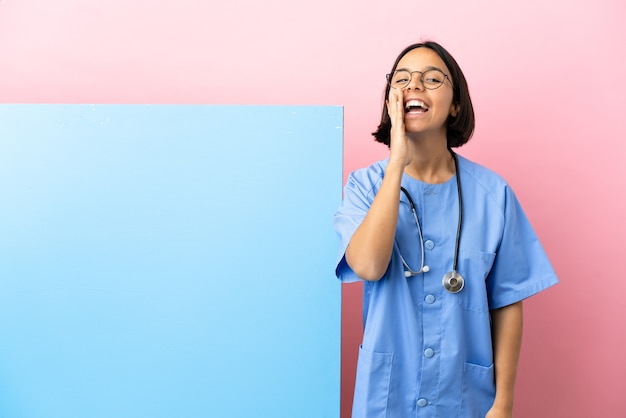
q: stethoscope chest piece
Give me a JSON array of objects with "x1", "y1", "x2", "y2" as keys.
[{"x1": 442, "y1": 271, "x2": 464, "y2": 293}]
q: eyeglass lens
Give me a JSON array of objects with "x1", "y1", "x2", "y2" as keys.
[{"x1": 389, "y1": 69, "x2": 446, "y2": 90}]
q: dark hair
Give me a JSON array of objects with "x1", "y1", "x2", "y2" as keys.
[{"x1": 372, "y1": 41, "x2": 475, "y2": 148}]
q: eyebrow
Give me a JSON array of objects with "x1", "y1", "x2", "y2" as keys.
[{"x1": 395, "y1": 65, "x2": 444, "y2": 73}]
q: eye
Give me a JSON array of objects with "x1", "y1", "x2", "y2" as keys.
[
  {"x1": 423, "y1": 70, "x2": 445, "y2": 86},
  {"x1": 391, "y1": 71, "x2": 411, "y2": 86}
]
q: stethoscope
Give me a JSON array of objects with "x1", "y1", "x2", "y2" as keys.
[{"x1": 398, "y1": 151, "x2": 464, "y2": 293}]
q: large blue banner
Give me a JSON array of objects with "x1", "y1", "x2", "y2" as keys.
[{"x1": 0, "y1": 105, "x2": 342, "y2": 418}]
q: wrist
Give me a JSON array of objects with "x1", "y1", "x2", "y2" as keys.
[
  {"x1": 491, "y1": 395, "x2": 514, "y2": 412},
  {"x1": 385, "y1": 159, "x2": 407, "y2": 176}
]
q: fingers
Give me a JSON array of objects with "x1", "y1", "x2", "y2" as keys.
[
  {"x1": 386, "y1": 88, "x2": 404, "y2": 128},
  {"x1": 387, "y1": 88, "x2": 411, "y2": 167}
]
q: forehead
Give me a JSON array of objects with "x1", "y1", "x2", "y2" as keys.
[{"x1": 396, "y1": 48, "x2": 449, "y2": 73}]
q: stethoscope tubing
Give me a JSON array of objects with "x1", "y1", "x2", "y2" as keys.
[
  {"x1": 398, "y1": 151, "x2": 464, "y2": 293},
  {"x1": 400, "y1": 185, "x2": 429, "y2": 276},
  {"x1": 451, "y1": 152, "x2": 462, "y2": 273}
]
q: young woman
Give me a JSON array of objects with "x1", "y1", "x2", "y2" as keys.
[{"x1": 333, "y1": 41, "x2": 558, "y2": 418}]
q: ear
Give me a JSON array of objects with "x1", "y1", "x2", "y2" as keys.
[
  {"x1": 450, "y1": 103, "x2": 461, "y2": 118},
  {"x1": 450, "y1": 103, "x2": 460, "y2": 117}
]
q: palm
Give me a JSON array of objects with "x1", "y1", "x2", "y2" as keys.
[{"x1": 387, "y1": 88, "x2": 412, "y2": 167}]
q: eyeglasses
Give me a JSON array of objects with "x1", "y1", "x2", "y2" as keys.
[{"x1": 386, "y1": 69, "x2": 450, "y2": 90}]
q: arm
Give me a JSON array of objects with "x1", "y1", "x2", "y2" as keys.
[
  {"x1": 345, "y1": 88, "x2": 411, "y2": 281},
  {"x1": 486, "y1": 301, "x2": 523, "y2": 418},
  {"x1": 344, "y1": 161, "x2": 404, "y2": 281}
]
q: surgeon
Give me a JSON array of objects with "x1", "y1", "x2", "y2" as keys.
[{"x1": 333, "y1": 41, "x2": 559, "y2": 418}]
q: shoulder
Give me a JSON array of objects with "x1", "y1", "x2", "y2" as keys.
[
  {"x1": 345, "y1": 158, "x2": 389, "y2": 198},
  {"x1": 456, "y1": 154, "x2": 512, "y2": 205}
]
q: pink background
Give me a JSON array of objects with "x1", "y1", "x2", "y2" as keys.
[{"x1": 1, "y1": 0, "x2": 625, "y2": 417}]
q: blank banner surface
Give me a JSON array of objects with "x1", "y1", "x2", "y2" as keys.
[{"x1": 0, "y1": 105, "x2": 342, "y2": 418}]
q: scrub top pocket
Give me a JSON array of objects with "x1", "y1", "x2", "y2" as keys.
[
  {"x1": 352, "y1": 345, "x2": 393, "y2": 418},
  {"x1": 460, "y1": 362, "x2": 496, "y2": 417},
  {"x1": 456, "y1": 250, "x2": 496, "y2": 312}
]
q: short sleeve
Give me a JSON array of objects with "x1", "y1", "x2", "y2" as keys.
[
  {"x1": 487, "y1": 185, "x2": 559, "y2": 309},
  {"x1": 332, "y1": 168, "x2": 382, "y2": 283}
]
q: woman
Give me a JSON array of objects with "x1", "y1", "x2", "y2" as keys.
[{"x1": 333, "y1": 41, "x2": 558, "y2": 418}]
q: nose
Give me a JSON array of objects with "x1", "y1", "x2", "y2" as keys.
[{"x1": 406, "y1": 72, "x2": 424, "y2": 91}]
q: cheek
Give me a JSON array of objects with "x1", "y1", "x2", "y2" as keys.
[{"x1": 435, "y1": 93, "x2": 455, "y2": 115}]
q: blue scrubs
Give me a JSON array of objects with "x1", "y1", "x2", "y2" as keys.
[{"x1": 334, "y1": 155, "x2": 558, "y2": 418}]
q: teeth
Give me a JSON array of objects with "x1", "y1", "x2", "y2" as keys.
[{"x1": 405, "y1": 100, "x2": 428, "y2": 111}]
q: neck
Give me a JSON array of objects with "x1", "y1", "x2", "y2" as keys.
[{"x1": 404, "y1": 142, "x2": 456, "y2": 184}]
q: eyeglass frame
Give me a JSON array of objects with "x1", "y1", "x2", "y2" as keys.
[{"x1": 386, "y1": 67, "x2": 452, "y2": 90}]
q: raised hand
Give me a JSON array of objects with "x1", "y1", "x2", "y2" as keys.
[{"x1": 386, "y1": 87, "x2": 412, "y2": 168}]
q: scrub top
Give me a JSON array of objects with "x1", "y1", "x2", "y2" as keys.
[{"x1": 334, "y1": 155, "x2": 558, "y2": 418}]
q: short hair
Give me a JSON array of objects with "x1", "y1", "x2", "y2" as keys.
[{"x1": 372, "y1": 41, "x2": 475, "y2": 148}]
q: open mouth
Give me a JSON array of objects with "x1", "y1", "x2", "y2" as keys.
[{"x1": 405, "y1": 99, "x2": 429, "y2": 114}]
